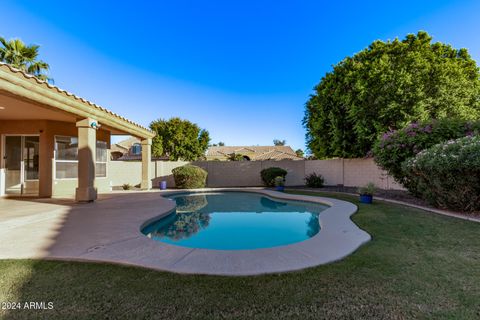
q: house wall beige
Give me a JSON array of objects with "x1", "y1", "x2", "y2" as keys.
[{"x1": 0, "y1": 120, "x2": 112, "y2": 197}]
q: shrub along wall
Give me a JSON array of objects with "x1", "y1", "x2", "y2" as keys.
[
  {"x1": 109, "y1": 158, "x2": 403, "y2": 190},
  {"x1": 403, "y1": 136, "x2": 480, "y2": 212},
  {"x1": 374, "y1": 119, "x2": 480, "y2": 194},
  {"x1": 172, "y1": 165, "x2": 207, "y2": 189}
]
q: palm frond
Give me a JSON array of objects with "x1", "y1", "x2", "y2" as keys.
[{"x1": 0, "y1": 37, "x2": 52, "y2": 82}]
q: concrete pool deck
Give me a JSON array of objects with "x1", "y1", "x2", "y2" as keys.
[{"x1": 0, "y1": 188, "x2": 370, "y2": 275}]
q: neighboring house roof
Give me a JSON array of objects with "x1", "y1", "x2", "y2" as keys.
[
  {"x1": 111, "y1": 137, "x2": 141, "y2": 154},
  {"x1": 252, "y1": 150, "x2": 302, "y2": 161},
  {"x1": 111, "y1": 136, "x2": 168, "y2": 161},
  {"x1": 206, "y1": 146, "x2": 302, "y2": 160},
  {"x1": 118, "y1": 154, "x2": 169, "y2": 161},
  {"x1": 0, "y1": 62, "x2": 155, "y2": 139}
]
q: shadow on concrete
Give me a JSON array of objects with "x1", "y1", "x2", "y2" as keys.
[{"x1": 0, "y1": 192, "x2": 174, "y2": 318}]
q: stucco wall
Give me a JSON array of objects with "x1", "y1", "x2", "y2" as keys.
[
  {"x1": 109, "y1": 160, "x2": 189, "y2": 188},
  {"x1": 152, "y1": 161, "x2": 189, "y2": 188},
  {"x1": 109, "y1": 158, "x2": 404, "y2": 190},
  {"x1": 193, "y1": 161, "x2": 263, "y2": 187},
  {"x1": 305, "y1": 159, "x2": 343, "y2": 186},
  {"x1": 109, "y1": 161, "x2": 143, "y2": 187},
  {"x1": 306, "y1": 158, "x2": 403, "y2": 190},
  {"x1": 1, "y1": 120, "x2": 112, "y2": 197}
]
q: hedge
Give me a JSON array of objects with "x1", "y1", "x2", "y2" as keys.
[
  {"x1": 260, "y1": 167, "x2": 287, "y2": 187},
  {"x1": 402, "y1": 136, "x2": 480, "y2": 212},
  {"x1": 373, "y1": 118, "x2": 480, "y2": 193},
  {"x1": 172, "y1": 165, "x2": 208, "y2": 189}
]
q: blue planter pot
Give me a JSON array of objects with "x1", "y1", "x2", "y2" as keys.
[
  {"x1": 359, "y1": 194, "x2": 373, "y2": 204},
  {"x1": 160, "y1": 181, "x2": 167, "y2": 190},
  {"x1": 275, "y1": 186, "x2": 285, "y2": 192}
]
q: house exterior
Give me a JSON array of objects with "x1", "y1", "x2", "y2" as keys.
[
  {"x1": 111, "y1": 136, "x2": 168, "y2": 161},
  {"x1": 111, "y1": 137, "x2": 142, "y2": 160},
  {"x1": 206, "y1": 146, "x2": 303, "y2": 161},
  {"x1": 0, "y1": 63, "x2": 155, "y2": 201}
]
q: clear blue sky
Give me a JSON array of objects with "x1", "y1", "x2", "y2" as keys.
[{"x1": 1, "y1": 1, "x2": 479, "y2": 150}]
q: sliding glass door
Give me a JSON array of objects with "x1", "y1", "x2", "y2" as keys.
[{"x1": 3, "y1": 135, "x2": 39, "y2": 195}]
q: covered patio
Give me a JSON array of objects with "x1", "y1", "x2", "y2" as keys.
[{"x1": 0, "y1": 63, "x2": 155, "y2": 201}]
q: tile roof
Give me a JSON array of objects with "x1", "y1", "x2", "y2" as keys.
[
  {"x1": 251, "y1": 150, "x2": 301, "y2": 161},
  {"x1": 207, "y1": 146, "x2": 302, "y2": 160},
  {"x1": 115, "y1": 154, "x2": 169, "y2": 161},
  {"x1": 0, "y1": 62, "x2": 154, "y2": 135}
]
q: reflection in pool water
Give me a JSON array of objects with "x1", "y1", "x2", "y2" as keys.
[{"x1": 142, "y1": 192, "x2": 328, "y2": 250}]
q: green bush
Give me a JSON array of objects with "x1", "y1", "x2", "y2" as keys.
[
  {"x1": 305, "y1": 172, "x2": 324, "y2": 188},
  {"x1": 373, "y1": 118, "x2": 480, "y2": 193},
  {"x1": 227, "y1": 153, "x2": 245, "y2": 161},
  {"x1": 172, "y1": 165, "x2": 208, "y2": 189},
  {"x1": 260, "y1": 167, "x2": 287, "y2": 187},
  {"x1": 304, "y1": 31, "x2": 480, "y2": 159},
  {"x1": 403, "y1": 136, "x2": 480, "y2": 212},
  {"x1": 274, "y1": 176, "x2": 285, "y2": 187},
  {"x1": 358, "y1": 182, "x2": 376, "y2": 196}
]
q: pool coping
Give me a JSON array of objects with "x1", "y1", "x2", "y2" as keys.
[
  {"x1": 0, "y1": 188, "x2": 371, "y2": 276},
  {"x1": 123, "y1": 188, "x2": 371, "y2": 275}
]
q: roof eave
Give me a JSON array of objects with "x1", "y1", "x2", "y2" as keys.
[{"x1": 0, "y1": 64, "x2": 155, "y2": 139}]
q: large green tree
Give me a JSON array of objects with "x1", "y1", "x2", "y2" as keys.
[
  {"x1": 304, "y1": 31, "x2": 480, "y2": 158},
  {"x1": 150, "y1": 117, "x2": 210, "y2": 161},
  {"x1": 0, "y1": 37, "x2": 51, "y2": 81}
]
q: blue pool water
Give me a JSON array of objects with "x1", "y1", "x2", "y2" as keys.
[{"x1": 141, "y1": 192, "x2": 328, "y2": 250}]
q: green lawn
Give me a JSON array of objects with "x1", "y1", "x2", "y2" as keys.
[{"x1": 1, "y1": 191, "x2": 479, "y2": 319}]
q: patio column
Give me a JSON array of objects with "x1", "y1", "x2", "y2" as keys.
[
  {"x1": 141, "y1": 138, "x2": 152, "y2": 190},
  {"x1": 75, "y1": 118, "x2": 98, "y2": 202}
]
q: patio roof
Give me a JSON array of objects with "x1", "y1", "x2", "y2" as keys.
[{"x1": 0, "y1": 63, "x2": 155, "y2": 139}]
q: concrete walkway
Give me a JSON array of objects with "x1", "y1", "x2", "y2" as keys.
[{"x1": 0, "y1": 189, "x2": 370, "y2": 276}]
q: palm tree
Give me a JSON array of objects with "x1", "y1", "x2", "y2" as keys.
[{"x1": 0, "y1": 37, "x2": 52, "y2": 82}]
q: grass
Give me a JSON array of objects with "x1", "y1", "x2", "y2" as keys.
[{"x1": 1, "y1": 191, "x2": 479, "y2": 319}]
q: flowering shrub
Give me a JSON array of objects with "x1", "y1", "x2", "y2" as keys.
[
  {"x1": 402, "y1": 136, "x2": 480, "y2": 212},
  {"x1": 373, "y1": 119, "x2": 480, "y2": 193}
]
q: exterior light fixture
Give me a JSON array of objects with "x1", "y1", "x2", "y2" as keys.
[{"x1": 90, "y1": 121, "x2": 101, "y2": 130}]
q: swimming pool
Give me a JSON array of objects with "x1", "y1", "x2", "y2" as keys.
[{"x1": 141, "y1": 192, "x2": 328, "y2": 250}]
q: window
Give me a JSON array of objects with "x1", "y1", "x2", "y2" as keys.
[
  {"x1": 96, "y1": 141, "x2": 107, "y2": 178},
  {"x1": 55, "y1": 136, "x2": 78, "y2": 179},
  {"x1": 54, "y1": 136, "x2": 108, "y2": 179},
  {"x1": 131, "y1": 143, "x2": 141, "y2": 155}
]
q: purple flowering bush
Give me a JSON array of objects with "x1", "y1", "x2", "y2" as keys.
[
  {"x1": 373, "y1": 118, "x2": 480, "y2": 194},
  {"x1": 402, "y1": 136, "x2": 480, "y2": 212}
]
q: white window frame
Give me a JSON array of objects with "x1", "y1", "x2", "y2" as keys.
[
  {"x1": 54, "y1": 135, "x2": 78, "y2": 180},
  {"x1": 54, "y1": 136, "x2": 108, "y2": 180},
  {"x1": 96, "y1": 140, "x2": 108, "y2": 178}
]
